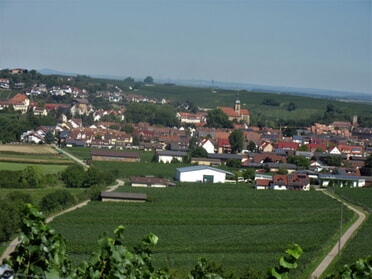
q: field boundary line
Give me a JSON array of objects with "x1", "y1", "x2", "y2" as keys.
[{"x1": 311, "y1": 189, "x2": 367, "y2": 279}]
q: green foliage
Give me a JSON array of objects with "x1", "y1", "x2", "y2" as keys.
[
  {"x1": 144, "y1": 76, "x2": 154, "y2": 84},
  {"x1": 262, "y1": 99, "x2": 280, "y2": 106},
  {"x1": 5, "y1": 205, "x2": 169, "y2": 279},
  {"x1": 226, "y1": 159, "x2": 242, "y2": 168},
  {"x1": 287, "y1": 102, "x2": 296, "y2": 111},
  {"x1": 4, "y1": 204, "x2": 72, "y2": 278},
  {"x1": 267, "y1": 244, "x2": 303, "y2": 279},
  {"x1": 325, "y1": 256, "x2": 372, "y2": 279},
  {"x1": 277, "y1": 167, "x2": 288, "y2": 175},
  {"x1": 243, "y1": 168, "x2": 255, "y2": 181},
  {"x1": 323, "y1": 155, "x2": 343, "y2": 167},
  {"x1": 229, "y1": 129, "x2": 244, "y2": 154},
  {"x1": 0, "y1": 199, "x2": 21, "y2": 242},
  {"x1": 247, "y1": 140, "x2": 256, "y2": 152},
  {"x1": 74, "y1": 226, "x2": 169, "y2": 279},
  {"x1": 44, "y1": 130, "x2": 55, "y2": 144},
  {"x1": 39, "y1": 189, "x2": 76, "y2": 213},
  {"x1": 125, "y1": 103, "x2": 179, "y2": 127},
  {"x1": 191, "y1": 147, "x2": 208, "y2": 158},
  {"x1": 61, "y1": 164, "x2": 118, "y2": 188},
  {"x1": 188, "y1": 258, "x2": 225, "y2": 279},
  {"x1": 206, "y1": 108, "x2": 233, "y2": 128},
  {"x1": 297, "y1": 145, "x2": 309, "y2": 151},
  {"x1": 22, "y1": 166, "x2": 43, "y2": 188},
  {"x1": 61, "y1": 164, "x2": 88, "y2": 188},
  {"x1": 287, "y1": 155, "x2": 310, "y2": 169}
]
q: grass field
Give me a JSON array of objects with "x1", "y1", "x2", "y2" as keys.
[
  {"x1": 0, "y1": 144, "x2": 58, "y2": 154},
  {"x1": 0, "y1": 162, "x2": 68, "y2": 174},
  {"x1": 0, "y1": 144, "x2": 72, "y2": 172},
  {"x1": 50, "y1": 184, "x2": 354, "y2": 278},
  {"x1": 324, "y1": 187, "x2": 372, "y2": 276}
]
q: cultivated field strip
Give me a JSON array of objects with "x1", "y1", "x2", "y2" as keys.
[{"x1": 51, "y1": 184, "x2": 354, "y2": 277}]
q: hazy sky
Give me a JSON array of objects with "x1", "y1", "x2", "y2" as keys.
[{"x1": 0, "y1": 0, "x2": 371, "y2": 94}]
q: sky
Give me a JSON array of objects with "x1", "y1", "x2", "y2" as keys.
[{"x1": 0, "y1": 0, "x2": 371, "y2": 94}]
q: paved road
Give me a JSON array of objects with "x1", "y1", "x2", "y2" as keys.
[
  {"x1": 0, "y1": 147, "x2": 124, "y2": 262},
  {"x1": 311, "y1": 190, "x2": 367, "y2": 279}
]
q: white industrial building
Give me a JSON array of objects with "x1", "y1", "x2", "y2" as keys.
[{"x1": 176, "y1": 166, "x2": 233, "y2": 183}]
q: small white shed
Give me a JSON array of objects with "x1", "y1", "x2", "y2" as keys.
[{"x1": 176, "y1": 166, "x2": 233, "y2": 183}]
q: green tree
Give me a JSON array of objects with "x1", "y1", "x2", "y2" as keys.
[
  {"x1": 247, "y1": 140, "x2": 256, "y2": 152},
  {"x1": 243, "y1": 168, "x2": 256, "y2": 181},
  {"x1": 297, "y1": 145, "x2": 309, "y2": 151},
  {"x1": 229, "y1": 129, "x2": 244, "y2": 154},
  {"x1": 22, "y1": 166, "x2": 43, "y2": 188},
  {"x1": 61, "y1": 164, "x2": 88, "y2": 188},
  {"x1": 277, "y1": 167, "x2": 288, "y2": 175},
  {"x1": 191, "y1": 146, "x2": 208, "y2": 158},
  {"x1": 287, "y1": 102, "x2": 296, "y2": 111},
  {"x1": 287, "y1": 155, "x2": 310, "y2": 169},
  {"x1": 44, "y1": 130, "x2": 55, "y2": 144},
  {"x1": 323, "y1": 155, "x2": 343, "y2": 167},
  {"x1": 226, "y1": 159, "x2": 242, "y2": 168},
  {"x1": 144, "y1": 76, "x2": 154, "y2": 84},
  {"x1": 206, "y1": 108, "x2": 233, "y2": 128}
]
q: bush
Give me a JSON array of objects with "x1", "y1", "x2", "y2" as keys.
[{"x1": 39, "y1": 189, "x2": 76, "y2": 213}]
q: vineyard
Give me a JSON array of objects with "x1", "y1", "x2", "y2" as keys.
[
  {"x1": 50, "y1": 184, "x2": 354, "y2": 278},
  {"x1": 325, "y1": 187, "x2": 372, "y2": 275}
]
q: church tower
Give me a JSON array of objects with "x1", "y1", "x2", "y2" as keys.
[{"x1": 234, "y1": 94, "x2": 241, "y2": 113}]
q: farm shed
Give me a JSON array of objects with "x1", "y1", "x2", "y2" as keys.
[
  {"x1": 156, "y1": 150, "x2": 188, "y2": 163},
  {"x1": 101, "y1": 192, "x2": 147, "y2": 202},
  {"x1": 318, "y1": 174, "x2": 365, "y2": 188},
  {"x1": 190, "y1": 157, "x2": 221, "y2": 167},
  {"x1": 176, "y1": 166, "x2": 233, "y2": 183},
  {"x1": 130, "y1": 176, "x2": 168, "y2": 188},
  {"x1": 91, "y1": 150, "x2": 140, "y2": 162}
]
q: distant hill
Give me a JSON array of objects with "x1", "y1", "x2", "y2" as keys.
[{"x1": 38, "y1": 68, "x2": 372, "y2": 103}]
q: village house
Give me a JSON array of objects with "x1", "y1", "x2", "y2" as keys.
[
  {"x1": 198, "y1": 138, "x2": 215, "y2": 153},
  {"x1": 10, "y1": 93, "x2": 30, "y2": 113},
  {"x1": 270, "y1": 173, "x2": 310, "y2": 191},
  {"x1": 176, "y1": 112, "x2": 207, "y2": 125}
]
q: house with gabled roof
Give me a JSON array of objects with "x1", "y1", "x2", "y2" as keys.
[
  {"x1": 270, "y1": 173, "x2": 310, "y2": 191},
  {"x1": 198, "y1": 138, "x2": 215, "y2": 153},
  {"x1": 10, "y1": 93, "x2": 30, "y2": 113}
]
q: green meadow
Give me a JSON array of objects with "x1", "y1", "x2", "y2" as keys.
[
  {"x1": 50, "y1": 184, "x2": 354, "y2": 278},
  {"x1": 0, "y1": 162, "x2": 68, "y2": 174}
]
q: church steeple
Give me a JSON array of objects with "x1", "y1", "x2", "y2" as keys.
[{"x1": 234, "y1": 93, "x2": 241, "y2": 113}]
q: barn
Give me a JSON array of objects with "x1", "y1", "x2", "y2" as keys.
[
  {"x1": 176, "y1": 166, "x2": 233, "y2": 183},
  {"x1": 91, "y1": 150, "x2": 140, "y2": 162},
  {"x1": 130, "y1": 176, "x2": 168, "y2": 188},
  {"x1": 100, "y1": 192, "x2": 147, "y2": 202}
]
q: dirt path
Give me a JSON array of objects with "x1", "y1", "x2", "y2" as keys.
[
  {"x1": 311, "y1": 190, "x2": 367, "y2": 278},
  {"x1": 0, "y1": 148, "x2": 124, "y2": 262}
]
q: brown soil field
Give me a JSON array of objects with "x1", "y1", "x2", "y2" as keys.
[
  {"x1": 0, "y1": 157, "x2": 72, "y2": 164},
  {"x1": 0, "y1": 144, "x2": 58, "y2": 154}
]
